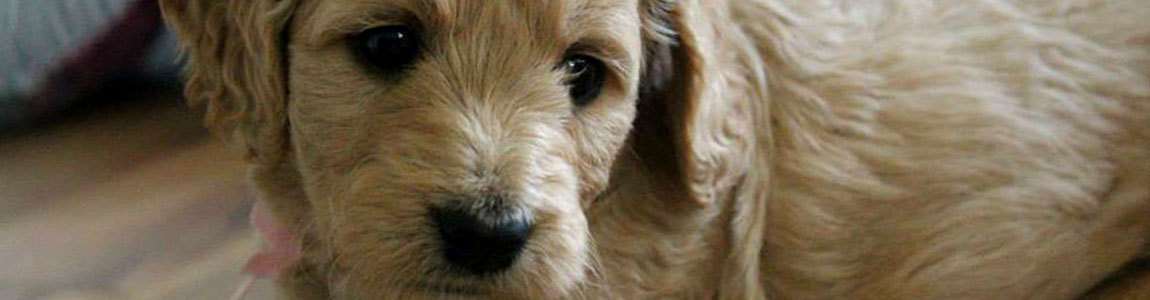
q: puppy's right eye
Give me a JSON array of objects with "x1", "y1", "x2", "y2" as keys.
[{"x1": 353, "y1": 26, "x2": 420, "y2": 74}]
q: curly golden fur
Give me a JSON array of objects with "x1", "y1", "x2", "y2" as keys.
[{"x1": 161, "y1": 0, "x2": 1150, "y2": 299}]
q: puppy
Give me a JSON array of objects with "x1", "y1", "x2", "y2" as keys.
[{"x1": 160, "y1": 0, "x2": 1150, "y2": 299}]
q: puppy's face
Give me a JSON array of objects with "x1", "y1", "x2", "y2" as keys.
[
  {"x1": 287, "y1": 0, "x2": 641, "y2": 297},
  {"x1": 163, "y1": 0, "x2": 725, "y2": 297}
]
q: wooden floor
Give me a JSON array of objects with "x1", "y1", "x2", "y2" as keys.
[{"x1": 0, "y1": 83, "x2": 276, "y2": 300}]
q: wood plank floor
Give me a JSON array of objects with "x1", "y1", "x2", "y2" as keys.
[{"x1": 0, "y1": 84, "x2": 277, "y2": 300}]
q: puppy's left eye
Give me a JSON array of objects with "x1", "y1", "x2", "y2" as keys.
[
  {"x1": 561, "y1": 55, "x2": 606, "y2": 106},
  {"x1": 353, "y1": 26, "x2": 420, "y2": 74}
]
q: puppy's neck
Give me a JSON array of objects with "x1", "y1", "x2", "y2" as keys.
[
  {"x1": 589, "y1": 17, "x2": 771, "y2": 300},
  {"x1": 587, "y1": 152, "x2": 735, "y2": 298}
]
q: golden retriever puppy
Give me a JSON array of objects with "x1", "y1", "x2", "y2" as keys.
[{"x1": 160, "y1": 0, "x2": 1150, "y2": 299}]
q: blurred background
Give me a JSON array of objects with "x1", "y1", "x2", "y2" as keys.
[{"x1": 2, "y1": 0, "x2": 275, "y2": 298}]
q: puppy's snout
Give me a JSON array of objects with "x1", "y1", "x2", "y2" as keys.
[{"x1": 431, "y1": 205, "x2": 533, "y2": 276}]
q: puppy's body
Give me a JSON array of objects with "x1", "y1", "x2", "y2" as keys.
[
  {"x1": 730, "y1": 1, "x2": 1150, "y2": 299},
  {"x1": 162, "y1": 0, "x2": 1150, "y2": 299},
  {"x1": 597, "y1": 2, "x2": 1150, "y2": 299}
]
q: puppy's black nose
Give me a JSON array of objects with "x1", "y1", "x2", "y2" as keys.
[{"x1": 431, "y1": 206, "x2": 532, "y2": 276}]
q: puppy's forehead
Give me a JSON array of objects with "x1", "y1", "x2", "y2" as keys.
[{"x1": 303, "y1": 0, "x2": 641, "y2": 51}]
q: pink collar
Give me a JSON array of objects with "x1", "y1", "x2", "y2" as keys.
[
  {"x1": 231, "y1": 201, "x2": 303, "y2": 300},
  {"x1": 244, "y1": 201, "x2": 302, "y2": 278}
]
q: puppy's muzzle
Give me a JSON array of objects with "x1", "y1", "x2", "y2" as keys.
[{"x1": 431, "y1": 204, "x2": 533, "y2": 276}]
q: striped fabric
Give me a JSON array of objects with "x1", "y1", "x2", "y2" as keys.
[
  {"x1": 1, "y1": 0, "x2": 132, "y2": 97},
  {"x1": 0, "y1": 0, "x2": 176, "y2": 130}
]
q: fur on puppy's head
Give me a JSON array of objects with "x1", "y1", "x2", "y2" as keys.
[{"x1": 161, "y1": 0, "x2": 749, "y2": 298}]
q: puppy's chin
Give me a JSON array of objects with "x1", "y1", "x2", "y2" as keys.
[
  {"x1": 386, "y1": 280, "x2": 552, "y2": 299},
  {"x1": 330, "y1": 257, "x2": 591, "y2": 300},
  {"x1": 341, "y1": 281, "x2": 490, "y2": 300}
]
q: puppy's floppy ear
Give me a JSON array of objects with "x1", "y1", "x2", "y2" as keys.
[
  {"x1": 638, "y1": 0, "x2": 751, "y2": 205},
  {"x1": 160, "y1": 0, "x2": 299, "y2": 164}
]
